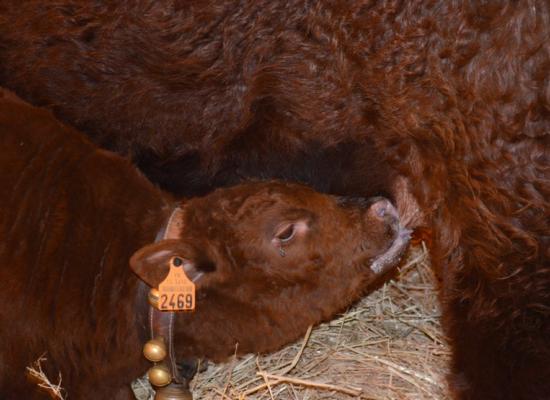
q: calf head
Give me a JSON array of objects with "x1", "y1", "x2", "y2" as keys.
[{"x1": 130, "y1": 180, "x2": 411, "y2": 359}]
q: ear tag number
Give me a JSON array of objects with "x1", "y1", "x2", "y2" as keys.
[{"x1": 157, "y1": 256, "x2": 196, "y2": 311}]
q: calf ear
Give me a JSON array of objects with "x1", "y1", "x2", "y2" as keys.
[{"x1": 130, "y1": 239, "x2": 181, "y2": 287}]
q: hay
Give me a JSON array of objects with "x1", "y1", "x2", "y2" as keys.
[
  {"x1": 26, "y1": 354, "x2": 66, "y2": 400},
  {"x1": 134, "y1": 243, "x2": 450, "y2": 399}
]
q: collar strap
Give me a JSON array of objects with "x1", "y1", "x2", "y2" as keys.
[{"x1": 143, "y1": 206, "x2": 190, "y2": 396}]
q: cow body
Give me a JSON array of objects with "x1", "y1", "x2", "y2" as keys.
[
  {"x1": 0, "y1": 88, "x2": 166, "y2": 399},
  {"x1": 0, "y1": 2, "x2": 549, "y2": 398}
]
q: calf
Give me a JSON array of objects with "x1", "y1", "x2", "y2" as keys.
[
  {"x1": 2, "y1": 2, "x2": 548, "y2": 398},
  {"x1": 0, "y1": 88, "x2": 411, "y2": 399}
]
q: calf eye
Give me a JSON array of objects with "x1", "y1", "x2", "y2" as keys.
[{"x1": 275, "y1": 223, "x2": 295, "y2": 242}]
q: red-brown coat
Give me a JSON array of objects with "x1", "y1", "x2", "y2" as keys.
[
  {"x1": 0, "y1": 2, "x2": 549, "y2": 398},
  {"x1": 0, "y1": 88, "x2": 408, "y2": 399}
]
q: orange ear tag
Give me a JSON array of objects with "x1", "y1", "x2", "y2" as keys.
[{"x1": 157, "y1": 256, "x2": 196, "y2": 311}]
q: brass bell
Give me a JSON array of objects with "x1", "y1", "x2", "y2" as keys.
[
  {"x1": 143, "y1": 337, "x2": 167, "y2": 362},
  {"x1": 148, "y1": 363, "x2": 172, "y2": 387},
  {"x1": 148, "y1": 288, "x2": 160, "y2": 309},
  {"x1": 155, "y1": 383, "x2": 193, "y2": 400}
]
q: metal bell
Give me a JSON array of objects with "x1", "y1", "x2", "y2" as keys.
[
  {"x1": 148, "y1": 363, "x2": 172, "y2": 387},
  {"x1": 154, "y1": 383, "x2": 193, "y2": 400},
  {"x1": 143, "y1": 337, "x2": 167, "y2": 362},
  {"x1": 148, "y1": 288, "x2": 160, "y2": 309}
]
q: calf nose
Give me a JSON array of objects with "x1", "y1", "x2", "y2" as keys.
[
  {"x1": 369, "y1": 198, "x2": 398, "y2": 221},
  {"x1": 368, "y1": 198, "x2": 400, "y2": 234}
]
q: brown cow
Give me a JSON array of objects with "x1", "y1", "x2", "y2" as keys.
[
  {"x1": 0, "y1": 88, "x2": 411, "y2": 399},
  {"x1": 0, "y1": 2, "x2": 548, "y2": 398}
]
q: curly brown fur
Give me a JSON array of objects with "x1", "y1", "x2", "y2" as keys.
[{"x1": 0, "y1": 1, "x2": 549, "y2": 399}]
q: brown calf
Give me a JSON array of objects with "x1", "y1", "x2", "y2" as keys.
[{"x1": 0, "y1": 88, "x2": 410, "y2": 399}]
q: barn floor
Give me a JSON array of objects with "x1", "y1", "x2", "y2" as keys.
[{"x1": 132, "y1": 243, "x2": 451, "y2": 400}]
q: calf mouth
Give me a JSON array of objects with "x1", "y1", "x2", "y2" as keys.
[
  {"x1": 370, "y1": 226, "x2": 412, "y2": 275},
  {"x1": 368, "y1": 199, "x2": 412, "y2": 276}
]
